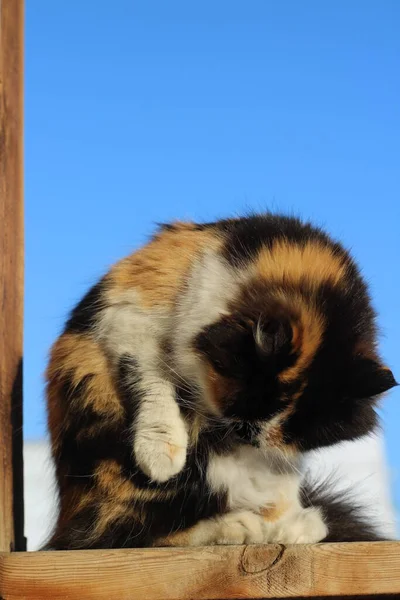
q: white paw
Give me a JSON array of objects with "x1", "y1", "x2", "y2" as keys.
[
  {"x1": 134, "y1": 422, "x2": 188, "y2": 483},
  {"x1": 214, "y1": 511, "x2": 266, "y2": 545},
  {"x1": 273, "y1": 507, "x2": 328, "y2": 544}
]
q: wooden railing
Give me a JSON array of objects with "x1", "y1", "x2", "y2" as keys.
[
  {"x1": 0, "y1": 1, "x2": 399, "y2": 598},
  {"x1": 1, "y1": 543, "x2": 400, "y2": 599}
]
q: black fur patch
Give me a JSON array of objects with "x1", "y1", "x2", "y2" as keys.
[
  {"x1": 56, "y1": 373, "x2": 129, "y2": 484},
  {"x1": 280, "y1": 280, "x2": 396, "y2": 451},
  {"x1": 301, "y1": 477, "x2": 389, "y2": 542},
  {"x1": 64, "y1": 278, "x2": 106, "y2": 333},
  {"x1": 117, "y1": 354, "x2": 143, "y2": 423},
  {"x1": 212, "y1": 213, "x2": 345, "y2": 267},
  {"x1": 194, "y1": 313, "x2": 298, "y2": 421},
  {"x1": 155, "y1": 222, "x2": 206, "y2": 233}
]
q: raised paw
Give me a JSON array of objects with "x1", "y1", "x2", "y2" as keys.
[
  {"x1": 134, "y1": 421, "x2": 188, "y2": 483},
  {"x1": 270, "y1": 507, "x2": 328, "y2": 544},
  {"x1": 213, "y1": 511, "x2": 267, "y2": 545}
]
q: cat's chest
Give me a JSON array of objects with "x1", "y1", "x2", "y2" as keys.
[{"x1": 206, "y1": 444, "x2": 299, "y2": 512}]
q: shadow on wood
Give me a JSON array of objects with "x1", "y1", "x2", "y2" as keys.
[{"x1": 11, "y1": 358, "x2": 26, "y2": 551}]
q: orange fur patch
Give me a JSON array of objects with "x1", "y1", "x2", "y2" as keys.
[
  {"x1": 188, "y1": 413, "x2": 206, "y2": 447},
  {"x1": 92, "y1": 502, "x2": 141, "y2": 541},
  {"x1": 255, "y1": 239, "x2": 348, "y2": 289},
  {"x1": 167, "y1": 442, "x2": 181, "y2": 460},
  {"x1": 94, "y1": 459, "x2": 176, "y2": 504},
  {"x1": 154, "y1": 527, "x2": 194, "y2": 547},
  {"x1": 258, "y1": 408, "x2": 294, "y2": 449},
  {"x1": 291, "y1": 322, "x2": 303, "y2": 354},
  {"x1": 277, "y1": 294, "x2": 325, "y2": 384},
  {"x1": 247, "y1": 239, "x2": 348, "y2": 384},
  {"x1": 261, "y1": 500, "x2": 290, "y2": 523},
  {"x1": 46, "y1": 333, "x2": 123, "y2": 417},
  {"x1": 153, "y1": 519, "x2": 216, "y2": 547},
  {"x1": 108, "y1": 224, "x2": 222, "y2": 307},
  {"x1": 46, "y1": 333, "x2": 124, "y2": 455},
  {"x1": 204, "y1": 363, "x2": 238, "y2": 414}
]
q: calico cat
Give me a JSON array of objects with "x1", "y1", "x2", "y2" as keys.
[{"x1": 43, "y1": 213, "x2": 396, "y2": 550}]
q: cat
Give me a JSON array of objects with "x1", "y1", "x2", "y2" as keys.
[{"x1": 43, "y1": 213, "x2": 396, "y2": 550}]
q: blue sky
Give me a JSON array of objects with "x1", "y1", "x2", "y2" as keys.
[{"x1": 26, "y1": 1, "x2": 399, "y2": 508}]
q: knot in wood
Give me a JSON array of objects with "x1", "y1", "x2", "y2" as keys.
[{"x1": 240, "y1": 544, "x2": 285, "y2": 574}]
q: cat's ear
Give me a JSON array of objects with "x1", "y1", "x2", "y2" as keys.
[
  {"x1": 347, "y1": 358, "x2": 397, "y2": 398},
  {"x1": 194, "y1": 315, "x2": 294, "y2": 376},
  {"x1": 253, "y1": 317, "x2": 293, "y2": 359}
]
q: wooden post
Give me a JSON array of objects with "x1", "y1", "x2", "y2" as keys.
[{"x1": 0, "y1": 0, "x2": 25, "y2": 552}]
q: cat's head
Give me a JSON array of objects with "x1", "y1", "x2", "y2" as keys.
[{"x1": 193, "y1": 262, "x2": 397, "y2": 454}]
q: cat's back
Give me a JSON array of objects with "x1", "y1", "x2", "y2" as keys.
[
  {"x1": 107, "y1": 221, "x2": 223, "y2": 308},
  {"x1": 65, "y1": 213, "x2": 353, "y2": 320}
]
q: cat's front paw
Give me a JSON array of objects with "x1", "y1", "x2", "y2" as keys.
[
  {"x1": 134, "y1": 421, "x2": 188, "y2": 483},
  {"x1": 213, "y1": 511, "x2": 267, "y2": 545},
  {"x1": 273, "y1": 507, "x2": 328, "y2": 544}
]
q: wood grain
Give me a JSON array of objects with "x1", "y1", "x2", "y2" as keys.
[
  {"x1": 1, "y1": 542, "x2": 400, "y2": 599},
  {"x1": 0, "y1": 0, "x2": 24, "y2": 552}
]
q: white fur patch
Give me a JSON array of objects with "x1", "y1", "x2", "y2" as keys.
[
  {"x1": 207, "y1": 444, "x2": 301, "y2": 513},
  {"x1": 95, "y1": 290, "x2": 167, "y2": 364},
  {"x1": 172, "y1": 250, "x2": 245, "y2": 412},
  {"x1": 206, "y1": 511, "x2": 268, "y2": 545},
  {"x1": 266, "y1": 506, "x2": 328, "y2": 544},
  {"x1": 175, "y1": 504, "x2": 327, "y2": 546},
  {"x1": 206, "y1": 444, "x2": 328, "y2": 545},
  {"x1": 254, "y1": 318, "x2": 265, "y2": 348},
  {"x1": 133, "y1": 379, "x2": 189, "y2": 483}
]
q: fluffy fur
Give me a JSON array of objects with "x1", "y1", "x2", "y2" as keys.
[{"x1": 43, "y1": 213, "x2": 396, "y2": 550}]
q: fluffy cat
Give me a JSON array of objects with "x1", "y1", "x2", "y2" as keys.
[{"x1": 43, "y1": 213, "x2": 396, "y2": 550}]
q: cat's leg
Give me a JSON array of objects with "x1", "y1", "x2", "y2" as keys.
[
  {"x1": 122, "y1": 360, "x2": 189, "y2": 482},
  {"x1": 96, "y1": 301, "x2": 189, "y2": 482},
  {"x1": 155, "y1": 510, "x2": 270, "y2": 547}
]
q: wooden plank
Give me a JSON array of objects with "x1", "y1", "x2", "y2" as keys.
[
  {"x1": 0, "y1": 542, "x2": 400, "y2": 599},
  {"x1": 0, "y1": 0, "x2": 25, "y2": 552}
]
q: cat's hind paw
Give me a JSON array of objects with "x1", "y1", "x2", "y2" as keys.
[{"x1": 271, "y1": 507, "x2": 328, "y2": 544}]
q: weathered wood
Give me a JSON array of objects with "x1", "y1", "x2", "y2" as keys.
[
  {"x1": 0, "y1": 542, "x2": 399, "y2": 599},
  {"x1": 0, "y1": 0, "x2": 25, "y2": 552}
]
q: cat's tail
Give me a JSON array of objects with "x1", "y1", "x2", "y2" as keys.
[{"x1": 300, "y1": 474, "x2": 393, "y2": 542}]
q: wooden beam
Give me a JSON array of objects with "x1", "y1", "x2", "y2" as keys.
[
  {"x1": 0, "y1": 0, "x2": 25, "y2": 552},
  {"x1": 0, "y1": 542, "x2": 400, "y2": 599}
]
